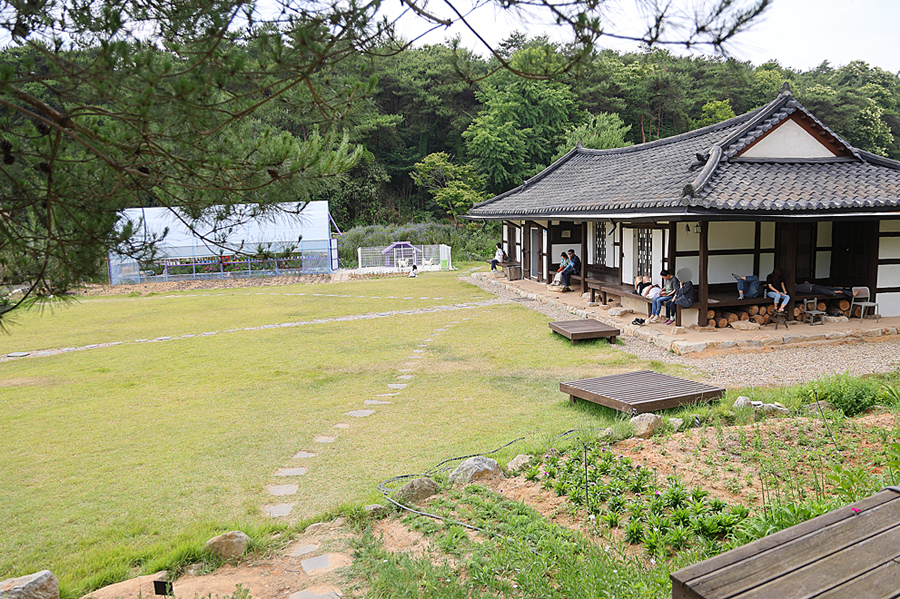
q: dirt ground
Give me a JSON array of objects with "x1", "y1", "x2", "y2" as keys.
[{"x1": 82, "y1": 411, "x2": 898, "y2": 599}]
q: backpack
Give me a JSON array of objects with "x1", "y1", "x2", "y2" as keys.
[{"x1": 502, "y1": 251, "x2": 509, "y2": 262}]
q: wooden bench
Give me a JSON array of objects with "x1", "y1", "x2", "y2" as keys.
[
  {"x1": 487, "y1": 260, "x2": 522, "y2": 280},
  {"x1": 549, "y1": 320, "x2": 620, "y2": 345},
  {"x1": 671, "y1": 487, "x2": 900, "y2": 599}
]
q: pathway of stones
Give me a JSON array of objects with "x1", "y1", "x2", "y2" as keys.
[
  {"x1": 2, "y1": 296, "x2": 505, "y2": 361},
  {"x1": 260, "y1": 317, "x2": 469, "y2": 527}
]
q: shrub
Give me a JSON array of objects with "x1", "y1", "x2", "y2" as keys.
[
  {"x1": 336, "y1": 222, "x2": 500, "y2": 267},
  {"x1": 794, "y1": 374, "x2": 882, "y2": 416}
]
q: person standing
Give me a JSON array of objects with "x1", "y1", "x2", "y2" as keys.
[
  {"x1": 490, "y1": 243, "x2": 506, "y2": 271},
  {"x1": 765, "y1": 267, "x2": 790, "y2": 313}
]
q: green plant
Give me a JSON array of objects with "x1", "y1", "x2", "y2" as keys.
[
  {"x1": 795, "y1": 374, "x2": 881, "y2": 416},
  {"x1": 624, "y1": 519, "x2": 645, "y2": 544}
]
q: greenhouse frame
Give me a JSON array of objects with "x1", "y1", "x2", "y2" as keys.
[{"x1": 108, "y1": 201, "x2": 337, "y2": 285}]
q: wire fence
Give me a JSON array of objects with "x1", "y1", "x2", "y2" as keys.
[{"x1": 357, "y1": 243, "x2": 452, "y2": 272}]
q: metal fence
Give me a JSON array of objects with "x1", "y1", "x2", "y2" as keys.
[
  {"x1": 108, "y1": 239, "x2": 335, "y2": 285},
  {"x1": 357, "y1": 244, "x2": 452, "y2": 271}
]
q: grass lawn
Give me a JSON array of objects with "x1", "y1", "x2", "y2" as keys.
[{"x1": 0, "y1": 268, "x2": 665, "y2": 595}]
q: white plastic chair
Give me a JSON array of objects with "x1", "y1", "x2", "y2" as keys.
[{"x1": 850, "y1": 287, "x2": 879, "y2": 322}]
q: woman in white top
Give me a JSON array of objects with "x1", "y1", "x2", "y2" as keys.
[{"x1": 490, "y1": 243, "x2": 505, "y2": 271}]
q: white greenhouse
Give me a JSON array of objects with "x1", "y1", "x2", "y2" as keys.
[{"x1": 107, "y1": 201, "x2": 337, "y2": 285}]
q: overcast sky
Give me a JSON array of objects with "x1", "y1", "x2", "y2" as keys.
[{"x1": 390, "y1": 0, "x2": 900, "y2": 74}]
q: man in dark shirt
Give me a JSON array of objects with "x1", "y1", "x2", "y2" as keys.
[{"x1": 562, "y1": 249, "x2": 582, "y2": 290}]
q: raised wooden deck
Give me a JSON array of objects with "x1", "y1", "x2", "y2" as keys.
[
  {"x1": 671, "y1": 487, "x2": 900, "y2": 599},
  {"x1": 560, "y1": 370, "x2": 725, "y2": 413},
  {"x1": 549, "y1": 320, "x2": 620, "y2": 345}
]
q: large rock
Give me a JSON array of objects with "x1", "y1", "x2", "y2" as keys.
[
  {"x1": 607, "y1": 307, "x2": 633, "y2": 317},
  {"x1": 729, "y1": 320, "x2": 760, "y2": 331},
  {"x1": 204, "y1": 531, "x2": 250, "y2": 560},
  {"x1": 0, "y1": 571, "x2": 59, "y2": 599},
  {"x1": 393, "y1": 478, "x2": 440, "y2": 503},
  {"x1": 449, "y1": 456, "x2": 503, "y2": 485},
  {"x1": 733, "y1": 396, "x2": 752, "y2": 409},
  {"x1": 630, "y1": 413, "x2": 662, "y2": 439},
  {"x1": 668, "y1": 418, "x2": 684, "y2": 430},
  {"x1": 759, "y1": 403, "x2": 790, "y2": 416},
  {"x1": 364, "y1": 504, "x2": 389, "y2": 518},
  {"x1": 506, "y1": 454, "x2": 532, "y2": 472}
]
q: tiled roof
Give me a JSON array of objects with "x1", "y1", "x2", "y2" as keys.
[{"x1": 469, "y1": 84, "x2": 900, "y2": 219}]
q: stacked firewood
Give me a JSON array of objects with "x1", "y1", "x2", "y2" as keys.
[{"x1": 706, "y1": 299, "x2": 858, "y2": 328}]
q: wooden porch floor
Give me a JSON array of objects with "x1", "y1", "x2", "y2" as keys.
[
  {"x1": 549, "y1": 320, "x2": 620, "y2": 345},
  {"x1": 560, "y1": 370, "x2": 725, "y2": 413}
]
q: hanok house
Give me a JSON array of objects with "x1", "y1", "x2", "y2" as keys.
[{"x1": 467, "y1": 83, "x2": 900, "y2": 326}]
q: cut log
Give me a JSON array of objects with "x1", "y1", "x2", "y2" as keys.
[
  {"x1": 852, "y1": 306, "x2": 862, "y2": 318},
  {"x1": 752, "y1": 314, "x2": 766, "y2": 325},
  {"x1": 748, "y1": 305, "x2": 759, "y2": 316},
  {"x1": 817, "y1": 301, "x2": 826, "y2": 311},
  {"x1": 740, "y1": 311, "x2": 750, "y2": 321},
  {"x1": 706, "y1": 309, "x2": 716, "y2": 320},
  {"x1": 794, "y1": 307, "x2": 803, "y2": 318},
  {"x1": 839, "y1": 299, "x2": 850, "y2": 311},
  {"x1": 767, "y1": 304, "x2": 776, "y2": 314},
  {"x1": 708, "y1": 318, "x2": 717, "y2": 328},
  {"x1": 726, "y1": 312, "x2": 739, "y2": 324},
  {"x1": 717, "y1": 317, "x2": 729, "y2": 329}
]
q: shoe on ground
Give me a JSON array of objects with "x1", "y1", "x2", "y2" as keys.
[
  {"x1": 648, "y1": 315, "x2": 658, "y2": 323},
  {"x1": 664, "y1": 319, "x2": 674, "y2": 325}
]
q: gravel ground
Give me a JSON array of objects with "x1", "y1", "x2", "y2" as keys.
[{"x1": 468, "y1": 274, "x2": 900, "y2": 389}]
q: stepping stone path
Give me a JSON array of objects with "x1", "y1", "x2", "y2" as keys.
[
  {"x1": 290, "y1": 543, "x2": 318, "y2": 557},
  {"x1": 276, "y1": 467, "x2": 308, "y2": 476},
  {"x1": 344, "y1": 410, "x2": 375, "y2": 418},
  {"x1": 259, "y1": 317, "x2": 472, "y2": 524},
  {"x1": 266, "y1": 484, "x2": 298, "y2": 496}
]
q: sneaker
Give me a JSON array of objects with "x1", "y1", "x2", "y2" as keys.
[
  {"x1": 732, "y1": 273, "x2": 740, "y2": 281},
  {"x1": 664, "y1": 319, "x2": 674, "y2": 325},
  {"x1": 738, "y1": 295, "x2": 744, "y2": 300},
  {"x1": 648, "y1": 315, "x2": 658, "y2": 323}
]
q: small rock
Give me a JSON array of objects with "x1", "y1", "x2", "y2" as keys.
[
  {"x1": 305, "y1": 523, "x2": 325, "y2": 534},
  {"x1": 449, "y1": 456, "x2": 503, "y2": 485},
  {"x1": 581, "y1": 292, "x2": 591, "y2": 300},
  {"x1": 824, "y1": 315, "x2": 849, "y2": 323},
  {"x1": 587, "y1": 302, "x2": 599, "y2": 307},
  {"x1": 630, "y1": 413, "x2": 662, "y2": 439},
  {"x1": 547, "y1": 285, "x2": 566, "y2": 292},
  {"x1": 671, "y1": 326, "x2": 686, "y2": 335},
  {"x1": 759, "y1": 403, "x2": 790, "y2": 416},
  {"x1": 597, "y1": 427, "x2": 616, "y2": 442},
  {"x1": 733, "y1": 396, "x2": 752, "y2": 409},
  {"x1": 607, "y1": 307, "x2": 633, "y2": 317},
  {"x1": 730, "y1": 320, "x2": 760, "y2": 331},
  {"x1": 506, "y1": 454, "x2": 532, "y2": 472},
  {"x1": 0, "y1": 571, "x2": 59, "y2": 599},
  {"x1": 204, "y1": 531, "x2": 250, "y2": 560},
  {"x1": 183, "y1": 563, "x2": 203, "y2": 576},
  {"x1": 668, "y1": 417, "x2": 684, "y2": 430},
  {"x1": 364, "y1": 504, "x2": 389, "y2": 518},
  {"x1": 393, "y1": 478, "x2": 440, "y2": 504}
]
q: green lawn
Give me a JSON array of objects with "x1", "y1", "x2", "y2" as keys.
[{"x1": 0, "y1": 269, "x2": 657, "y2": 594}]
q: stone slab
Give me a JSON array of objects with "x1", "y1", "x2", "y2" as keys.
[
  {"x1": 263, "y1": 503, "x2": 293, "y2": 517},
  {"x1": 375, "y1": 392, "x2": 399, "y2": 397},
  {"x1": 275, "y1": 467, "x2": 308, "y2": 476},
  {"x1": 289, "y1": 543, "x2": 318, "y2": 557},
  {"x1": 293, "y1": 451, "x2": 316, "y2": 459},
  {"x1": 6, "y1": 352, "x2": 29, "y2": 358},
  {"x1": 313, "y1": 435, "x2": 336, "y2": 443},
  {"x1": 387, "y1": 383, "x2": 407, "y2": 389},
  {"x1": 266, "y1": 484, "x2": 299, "y2": 496},
  {"x1": 365, "y1": 400, "x2": 391, "y2": 405},
  {"x1": 333, "y1": 423, "x2": 350, "y2": 429},
  {"x1": 397, "y1": 375, "x2": 414, "y2": 380},
  {"x1": 288, "y1": 589, "x2": 341, "y2": 599},
  {"x1": 345, "y1": 410, "x2": 375, "y2": 418}
]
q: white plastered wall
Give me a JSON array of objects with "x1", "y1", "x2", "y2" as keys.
[
  {"x1": 741, "y1": 119, "x2": 836, "y2": 159},
  {"x1": 878, "y1": 221, "x2": 900, "y2": 316},
  {"x1": 816, "y1": 221, "x2": 832, "y2": 279},
  {"x1": 706, "y1": 222, "x2": 757, "y2": 284},
  {"x1": 621, "y1": 228, "x2": 634, "y2": 284}
]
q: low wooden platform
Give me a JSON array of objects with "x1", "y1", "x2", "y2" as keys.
[
  {"x1": 671, "y1": 487, "x2": 900, "y2": 599},
  {"x1": 549, "y1": 320, "x2": 620, "y2": 345},
  {"x1": 560, "y1": 370, "x2": 724, "y2": 413}
]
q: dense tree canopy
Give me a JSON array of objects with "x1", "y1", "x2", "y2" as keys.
[{"x1": 10, "y1": 0, "x2": 900, "y2": 322}]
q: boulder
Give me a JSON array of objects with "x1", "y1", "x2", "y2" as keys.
[
  {"x1": 607, "y1": 307, "x2": 633, "y2": 317},
  {"x1": 506, "y1": 454, "x2": 532, "y2": 472},
  {"x1": 630, "y1": 413, "x2": 662, "y2": 439},
  {"x1": 671, "y1": 326, "x2": 686, "y2": 335},
  {"x1": 204, "y1": 531, "x2": 250, "y2": 560},
  {"x1": 581, "y1": 292, "x2": 591, "y2": 301},
  {"x1": 449, "y1": 456, "x2": 503, "y2": 485},
  {"x1": 364, "y1": 504, "x2": 389, "y2": 518},
  {"x1": 733, "y1": 396, "x2": 752, "y2": 409},
  {"x1": 824, "y1": 315, "x2": 849, "y2": 323},
  {"x1": 393, "y1": 477, "x2": 440, "y2": 503},
  {"x1": 0, "y1": 571, "x2": 59, "y2": 599},
  {"x1": 668, "y1": 418, "x2": 684, "y2": 430},
  {"x1": 759, "y1": 403, "x2": 790, "y2": 416},
  {"x1": 730, "y1": 320, "x2": 760, "y2": 331},
  {"x1": 597, "y1": 428, "x2": 616, "y2": 442}
]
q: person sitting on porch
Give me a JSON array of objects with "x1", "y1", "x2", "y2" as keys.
[
  {"x1": 765, "y1": 267, "x2": 790, "y2": 313},
  {"x1": 649, "y1": 270, "x2": 678, "y2": 323},
  {"x1": 551, "y1": 252, "x2": 569, "y2": 286},
  {"x1": 732, "y1": 273, "x2": 762, "y2": 300},
  {"x1": 490, "y1": 243, "x2": 506, "y2": 271},
  {"x1": 634, "y1": 276, "x2": 662, "y2": 300},
  {"x1": 665, "y1": 279, "x2": 696, "y2": 324},
  {"x1": 561, "y1": 249, "x2": 581, "y2": 290}
]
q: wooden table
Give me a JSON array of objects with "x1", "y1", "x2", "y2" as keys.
[
  {"x1": 549, "y1": 320, "x2": 620, "y2": 345},
  {"x1": 560, "y1": 370, "x2": 724, "y2": 413},
  {"x1": 671, "y1": 487, "x2": 900, "y2": 599}
]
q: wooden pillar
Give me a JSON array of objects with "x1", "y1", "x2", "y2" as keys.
[
  {"x1": 668, "y1": 222, "x2": 678, "y2": 273},
  {"x1": 753, "y1": 221, "x2": 762, "y2": 277},
  {"x1": 580, "y1": 222, "x2": 588, "y2": 294},
  {"x1": 699, "y1": 221, "x2": 709, "y2": 327},
  {"x1": 784, "y1": 222, "x2": 798, "y2": 319}
]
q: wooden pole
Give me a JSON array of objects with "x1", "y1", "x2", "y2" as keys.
[{"x1": 699, "y1": 221, "x2": 709, "y2": 327}]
